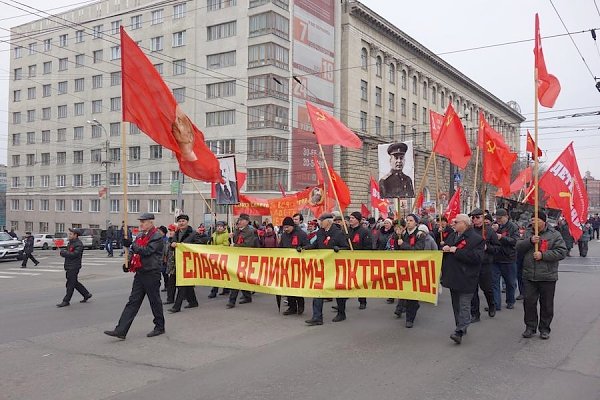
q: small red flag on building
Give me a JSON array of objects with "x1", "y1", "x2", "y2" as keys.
[
  {"x1": 432, "y1": 104, "x2": 472, "y2": 169},
  {"x1": 534, "y1": 14, "x2": 561, "y2": 108},
  {"x1": 444, "y1": 187, "x2": 461, "y2": 223},
  {"x1": 306, "y1": 102, "x2": 362, "y2": 149},
  {"x1": 526, "y1": 131, "x2": 543, "y2": 158}
]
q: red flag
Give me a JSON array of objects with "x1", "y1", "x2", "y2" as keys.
[
  {"x1": 415, "y1": 191, "x2": 424, "y2": 210},
  {"x1": 480, "y1": 115, "x2": 517, "y2": 194},
  {"x1": 233, "y1": 195, "x2": 270, "y2": 216},
  {"x1": 432, "y1": 104, "x2": 472, "y2": 169},
  {"x1": 361, "y1": 203, "x2": 371, "y2": 217},
  {"x1": 278, "y1": 182, "x2": 287, "y2": 197},
  {"x1": 306, "y1": 102, "x2": 362, "y2": 149},
  {"x1": 526, "y1": 131, "x2": 543, "y2": 158},
  {"x1": 510, "y1": 166, "x2": 533, "y2": 194},
  {"x1": 370, "y1": 177, "x2": 389, "y2": 218},
  {"x1": 120, "y1": 28, "x2": 221, "y2": 182},
  {"x1": 429, "y1": 110, "x2": 444, "y2": 144},
  {"x1": 312, "y1": 155, "x2": 324, "y2": 185},
  {"x1": 327, "y1": 166, "x2": 351, "y2": 211},
  {"x1": 444, "y1": 188, "x2": 461, "y2": 222},
  {"x1": 538, "y1": 143, "x2": 588, "y2": 240},
  {"x1": 535, "y1": 14, "x2": 561, "y2": 108}
]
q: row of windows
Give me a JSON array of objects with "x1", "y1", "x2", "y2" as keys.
[
  {"x1": 11, "y1": 125, "x2": 141, "y2": 146},
  {"x1": 10, "y1": 198, "x2": 167, "y2": 214},
  {"x1": 10, "y1": 171, "x2": 172, "y2": 189}
]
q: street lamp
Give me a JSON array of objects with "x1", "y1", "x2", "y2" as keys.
[{"x1": 87, "y1": 119, "x2": 111, "y2": 230}]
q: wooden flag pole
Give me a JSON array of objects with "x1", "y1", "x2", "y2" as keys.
[
  {"x1": 533, "y1": 68, "x2": 540, "y2": 251},
  {"x1": 120, "y1": 121, "x2": 129, "y2": 261},
  {"x1": 411, "y1": 154, "x2": 435, "y2": 212},
  {"x1": 190, "y1": 180, "x2": 215, "y2": 214},
  {"x1": 471, "y1": 145, "x2": 481, "y2": 210},
  {"x1": 319, "y1": 144, "x2": 353, "y2": 250}
]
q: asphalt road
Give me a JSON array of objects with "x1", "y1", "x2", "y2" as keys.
[{"x1": 1, "y1": 245, "x2": 600, "y2": 400}]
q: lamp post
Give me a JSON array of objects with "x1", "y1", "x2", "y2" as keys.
[{"x1": 87, "y1": 119, "x2": 111, "y2": 229}]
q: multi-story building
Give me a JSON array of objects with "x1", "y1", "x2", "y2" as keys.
[
  {"x1": 0, "y1": 164, "x2": 6, "y2": 230},
  {"x1": 7, "y1": 0, "x2": 523, "y2": 233}
]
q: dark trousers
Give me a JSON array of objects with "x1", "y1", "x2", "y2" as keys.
[
  {"x1": 451, "y1": 290, "x2": 473, "y2": 334},
  {"x1": 229, "y1": 289, "x2": 252, "y2": 304},
  {"x1": 492, "y1": 262, "x2": 516, "y2": 309},
  {"x1": 594, "y1": 227, "x2": 599, "y2": 240},
  {"x1": 63, "y1": 269, "x2": 90, "y2": 303},
  {"x1": 166, "y1": 273, "x2": 176, "y2": 303},
  {"x1": 516, "y1": 257, "x2": 525, "y2": 295},
  {"x1": 396, "y1": 300, "x2": 420, "y2": 322},
  {"x1": 471, "y1": 264, "x2": 495, "y2": 317},
  {"x1": 210, "y1": 287, "x2": 230, "y2": 295},
  {"x1": 106, "y1": 240, "x2": 113, "y2": 256},
  {"x1": 336, "y1": 298, "x2": 348, "y2": 316},
  {"x1": 578, "y1": 240, "x2": 589, "y2": 257},
  {"x1": 173, "y1": 286, "x2": 198, "y2": 310},
  {"x1": 286, "y1": 296, "x2": 305, "y2": 312},
  {"x1": 358, "y1": 297, "x2": 367, "y2": 305},
  {"x1": 312, "y1": 298, "x2": 324, "y2": 321},
  {"x1": 115, "y1": 271, "x2": 164, "y2": 335},
  {"x1": 161, "y1": 269, "x2": 168, "y2": 288},
  {"x1": 523, "y1": 279, "x2": 556, "y2": 333},
  {"x1": 21, "y1": 252, "x2": 38, "y2": 267}
]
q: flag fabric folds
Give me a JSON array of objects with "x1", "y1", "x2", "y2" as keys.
[
  {"x1": 538, "y1": 143, "x2": 588, "y2": 241},
  {"x1": 479, "y1": 114, "x2": 517, "y2": 194},
  {"x1": 432, "y1": 104, "x2": 472, "y2": 169},
  {"x1": 312, "y1": 154, "x2": 325, "y2": 185},
  {"x1": 306, "y1": 102, "x2": 362, "y2": 149},
  {"x1": 429, "y1": 110, "x2": 444, "y2": 144},
  {"x1": 370, "y1": 177, "x2": 389, "y2": 218},
  {"x1": 497, "y1": 166, "x2": 533, "y2": 197},
  {"x1": 361, "y1": 203, "x2": 371, "y2": 217},
  {"x1": 526, "y1": 131, "x2": 543, "y2": 158},
  {"x1": 327, "y1": 166, "x2": 351, "y2": 211},
  {"x1": 120, "y1": 27, "x2": 221, "y2": 182},
  {"x1": 534, "y1": 14, "x2": 561, "y2": 108},
  {"x1": 444, "y1": 188, "x2": 461, "y2": 223}
]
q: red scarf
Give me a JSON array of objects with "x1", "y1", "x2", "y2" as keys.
[{"x1": 129, "y1": 227, "x2": 157, "y2": 273}]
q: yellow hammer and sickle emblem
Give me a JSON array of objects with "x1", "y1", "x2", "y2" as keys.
[
  {"x1": 559, "y1": 191, "x2": 574, "y2": 208},
  {"x1": 486, "y1": 140, "x2": 496, "y2": 154},
  {"x1": 315, "y1": 111, "x2": 327, "y2": 122},
  {"x1": 445, "y1": 114, "x2": 454, "y2": 127}
]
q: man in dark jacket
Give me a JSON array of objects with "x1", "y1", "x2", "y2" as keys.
[
  {"x1": 441, "y1": 214, "x2": 485, "y2": 344},
  {"x1": 517, "y1": 211, "x2": 567, "y2": 339},
  {"x1": 305, "y1": 213, "x2": 350, "y2": 326},
  {"x1": 436, "y1": 216, "x2": 454, "y2": 249},
  {"x1": 106, "y1": 224, "x2": 115, "y2": 257},
  {"x1": 347, "y1": 211, "x2": 372, "y2": 310},
  {"x1": 56, "y1": 228, "x2": 92, "y2": 307},
  {"x1": 168, "y1": 214, "x2": 201, "y2": 313},
  {"x1": 21, "y1": 231, "x2": 39, "y2": 268},
  {"x1": 469, "y1": 208, "x2": 501, "y2": 321},
  {"x1": 280, "y1": 216, "x2": 309, "y2": 315},
  {"x1": 105, "y1": 213, "x2": 165, "y2": 339},
  {"x1": 227, "y1": 213, "x2": 260, "y2": 308},
  {"x1": 492, "y1": 208, "x2": 519, "y2": 311}
]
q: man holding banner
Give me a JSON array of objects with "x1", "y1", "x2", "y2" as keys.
[
  {"x1": 279, "y1": 216, "x2": 309, "y2": 316},
  {"x1": 347, "y1": 211, "x2": 373, "y2": 310},
  {"x1": 227, "y1": 214, "x2": 260, "y2": 309}
]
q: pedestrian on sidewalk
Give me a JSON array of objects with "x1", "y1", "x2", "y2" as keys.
[
  {"x1": 21, "y1": 231, "x2": 39, "y2": 268},
  {"x1": 578, "y1": 222, "x2": 593, "y2": 257},
  {"x1": 56, "y1": 228, "x2": 92, "y2": 307}
]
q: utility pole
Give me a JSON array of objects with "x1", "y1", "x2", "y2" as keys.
[{"x1": 88, "y1": 119, "x2": 111, "y2": 229}]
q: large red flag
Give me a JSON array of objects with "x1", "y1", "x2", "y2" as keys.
[
  {"x1": 480, "y1": 115, "x2": 517, "y2": 194},
  {"x1": 538, "y1": 143, "x2": 588, "y2": 240},
  {"x1": 432, "y1": 104, "x2": 472, "y2": 169},
  {"x1": 327, "y1": 167, "x2": 351, "y2": 211},
  {"x1": 120, "y1": 28, "x2": 221, "y2": 182},
  {"x1": 535, "y1": 14, "x2": 561, "y2": 108},
  {"x1": 444, "y1": 187, "x2": 461, "y2": 222},
  {"x1": 306, "y1": 102, "x2": 362, "y2": 149},
  {"x1": 429, "y1": 110, "x2": 444, "y2": 144},
  {"x1": 496, "y1": 167, "x2": 533, "y2": 197},
  {"x1": 526, "y1": 131, "x2": 543, "y2": 158}
]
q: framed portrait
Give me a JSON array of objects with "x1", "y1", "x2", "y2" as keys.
[
  {"x1": 377, "y1": 140, "x2": 415, "y2": 199},
  {"x1": 215, "y1": 156, "x2": 240, "y2": 205}
]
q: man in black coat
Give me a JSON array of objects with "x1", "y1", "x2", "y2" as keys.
[
  {"x1": 105, "y1": 213, "x2": 165, "y2": 339},
  {"x1": 492, "y1": 208, "x2": 520, "y2": 311},
  {"x1": 279, "y1": 216, "x2": 309, "y2": 315},
  {"x1": 305, "y1": 213, "x2": 350, "y2": 326},
  {"x1": 227, "y1": 213, "x2": 260, "y2": 308},
  {"x1": 347, "y1": 211, "x2": 372, "y2": 309},
  {"x1": 441, "y1": 214, "x2": 485, "y2": 344},
  {"x1": 168, "y1": 214, "x2": 201, "y2": 313},
  {"x1": 469, "y1": 208, "x2": 501, "y2": 321},
  {"x1": 56, "y1": 228, "x2": 92, "y2": 307},
  {"x1": 21, "y1": 231, "x2": 39, "y2": 268}
]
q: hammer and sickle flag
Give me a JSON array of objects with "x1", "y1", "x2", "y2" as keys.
[
  {"x1": 432, "y1": 104, "x2": 471, "y2": 169},
  {"x1": 306, "y1": 102, "x2": 362, "y2": 149},
  {"x1": 480, "y1": 114, "x2": 516, "y2": 195}
]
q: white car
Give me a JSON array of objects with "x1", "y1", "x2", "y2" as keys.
[
  {"x1": 0, "y1": 232, "x2": 24, "y2": 260},
  {"x1": 33, "y1": 234, "x2": 56, "y2": 250}
]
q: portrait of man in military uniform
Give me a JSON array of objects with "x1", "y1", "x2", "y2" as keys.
[{"x1": 378, "y1": 141, "x2": 415, "y2": 199}]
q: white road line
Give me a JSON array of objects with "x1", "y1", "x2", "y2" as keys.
[
  {"x1": 0, "y1": 271, "x2": 41, "y2": 276},
  {"x1": 8, "y1": 268, "x2": 62, "y2": 273},
  {"x1": 0, "y1": 276, "x2": 15, "y2": 279}
]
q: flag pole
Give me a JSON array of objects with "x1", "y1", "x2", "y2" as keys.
[
  {"x1": 471, "y1": 145, "x2": 480, "y2": 210},
  {"x1": 319, "y1": 144, "x2": 353, "y2": 250},
  {"x1": 190, "y1": 180, "x2": 214, "y2": 214},
  {"x1": 120, "y1": 121, "x2": 129, "y2": 260},
  {"x1": 534, "y1": 68, "x2": 540, "y2": 250},
  {"x1": 411, "y1": 154, "x2": 435, "y2": 212}
]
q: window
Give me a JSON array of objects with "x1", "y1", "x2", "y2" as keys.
[
  {"x1": 131, "y1": 15, "x2": 142, "y2": 30},
  {"x1": 41, "y1": 153, "x2": 50, "y2": 166},
  {"x1": 376, "y1": 56, "x2": 382, "y2": 77},
  {"x1": 26, "y1": 176, "x2": 35, "y2": 188},
  {"x1": 422, "y1": 107, "x2": 428, "y2": 125},
  {"x1": 57, "y1": 175, "x2": 66, "y2": 187},
  {"x1": 26, "y1": 153, "x2": 35, "y2": 165},
  {"x1": 42, "y1": 107, "x2": 51, "y2": 120},
  {"x1": 58, "y1": 81, "x2": 68, "y2": 94},
  {"x1": 401, "y1": 98, "x2": 407, "y2": 116},
  {"x1": 92, "y1": 100, "x2": 102, "y2": 113},
  {"x1": 41, "y1": 175, "x2": 50, "y2": 188},
  {"x1": 27, "y1": 87, "x2": 36, "y2": 99},
  {"x1": 129, "y1": 146, "x2": 141, "y2": 161},
  {"x1": 58, "y1": 58, "x2": 68, "y2": 71},
  {"x1": 128, "y1": 172, "x2": 140, "y2": 186},
  {"x1": 170, "y1": 171, "x2": 180, "y2": 182},
  {"x1": 91, "y1": 150, "x2": 102, "y2": 163},
  {"x1": 57, "y1": 129, "x2": 66, "y2": 142},
  {"x1": 173, "y1": 2, "x2": 187, "y2": 18},
  {"x1": 42, "y1": 130, "x2": 50, "y2": 143},
  {"x1": 360, "y1": 48, "x2": 368, "y2": 69},
  {"x1": 43, "y1": 84, "x2": 51, "y2": 97},
  {"x1": 73, "y1": 174, "x2": 83, "y2": 187},
  {"x1": 93, "y1": 75, "x2": 104, "y2": 89},
  {"x1": 111, "y1": 46, "x2": 121, "y2": 60},
  {"x1": 73, "y1": 126, "x2": 84, "y2": 140},
  {"x1": 207, "y1": 0, "x2": 236, "y2": 12},
  {"x1": 14, "y1": 46, "x2": 22, "y2": 58},
  {"x1": 109, "y1": 148, "x2": 120, "y2": 162},
  {"x1": 90, "y1": 199, "x2": 101, "y2": 213},
  {"x1": 110, "y1": 72, "x2": 121, "y2": 86},
  {"x1": 207, "y1": 51, "x2": 236, "y2": 69},
  {"x1": 149, "y1": 145, "x2": 163, "y2": 159},
  {"x1": 206, "y1": 110, "x2": 236, "y2": 126},
  {"x1": 12, "y1": 134, "x2": 20, "y2": 146},
  {"x1": 43, "y1": 38, "x2": 51, "y2": 51},
  {"x1": 12, "y1": 112, "x2": 21, "y2": 124},
  {"x1": 389, "y1": 63, "x2": 396, "y2": 83},
  {"x1": 55, "y1": 223, "x2": 65, "y2": 232},
  {"x1": 208, "y1": 21, "x2": 237, "y2": 41},
  {"x1": 111, "y1": 20, "x2": 121, "y2": 34},
  {"x1": 27, "y1": 43, "x2": 36, "y2": 55},
  {"x1": 93, "y1": 25, "x2": 103, "y2": 39},
  {"x1": 247, "y1": 74, "x2": 287, "y2": 100},
  {"x1": 110, "y1": 122, "x2": 121, "y2": 136},
  {"x1": 75, "y1": 30, "x2": 84, "y2": 43},
  {"x1": 172, "y1": 31, "x2": 186, "y2": 47},
  {"x1": 13, "y1": 68, "x2": 22, "y2": 80},
  {"x1": 110, "y1": 173, "x2": 121, "y2": 186},
  {"x1": 388, "y1": 121, "x2": 395, "y2": 139},
  {"x1": 360, "y1": 111, "x2": 367, "y2": 132},
  {"x1": 10, "y1": 199, "x2": 19, "y2": 211},
  {"x1": 93, "y1": 50, "x2": 103, "y2": 63},
  {"x1": 73, "y1": 151, "x2": 84, "y2": 164},
  {"x1": 149, "y1": 171, "x2": 162, "y2": 185},
  {"x1": 43, "y1": 61, "x2": 52, "y2": 74},
  {"x1": 75, "y1": 78, "x2": 84, "y2": 92},
  {"x1": 151, "y1": 36, "x2": 163, "y2": 51},
  {"x1": 72, "y1": 200, "x2": 83, "y2": 212},
  {"x1": 401, "y1": 70, "x2": 407, "y2": 89},
  {"x1": 247, "y1": 136, "x2": 289, "y2": 161},
  {"x1": 412, "y1": 103, "x2": 417, "y2": 121},
  {"x1": 207, "y1": 139, "x2": 235, "y2": 155},
  {"x1": 154, "y1": 63, "x2": 164, "y2": 75},
  {"x1": 151, "y1": 9, "x2": 164, "y2": 24},
  {"x1": 360, "y1": 80, "x2": 368, "y2": 100},
  {"x1": 247, "y1": 104, "x2": 288, "y2": 130},
  {"x1": 27, "y1": 132, "x2": 35, "y2": 144},
  {"x1": 11, "y1": 177, "x2": 20, "y2": 188},
  {"x1": 59, "y1": 34, "x2": 68, "y2": 47},
  {"x1": 389, "y1": 93, "x2": 395, "y2": 111},
  {"x1": 56, "y1": 199, "x2": 66, "y2": 211},
  {"x1": 412, "y1": 76, "x2": 418, "y2": 95},
  {"x1": 110, "y1": 97, "x2": 121, "y2": 111},
  {"x1": 249, "y1": 12, "x2": 288, "y2": 39},
  {"x1": 25, "y1": 199, "x2": 34, "y2": 211},
  {"x1": 91, "y1": 173, "x2": 102, "y2": 187},
  {"x1": 173, "y1": 88, "x2": 185, "y2": 103},
  {"x1": 432, "y1": 86, "x2": 437, "y2": 104},
  {"x1": 248, "y1": 43, "x2": 288, "y2": 69},
  {"x1": 130, "y1": 124, "x2": 141, "y2": 135},
  {"x1": 58, "y1": 105, "x2": 67, "y2": 119},
  {"x1": 247, "y1": 168, "x2": 287, "y2": 191},
  {"x1": 13, "y1": 90, "x2": 21, "y2": 102},
  {"x1": 440, "y1": 91, "x2": 445, "y2": 107},
  {"x1": 173, "y1": 59, "x2": 186, "y2": 75},
  {"x1": 375, "y1": 87, "x2": 382, "y2": 106},
  {"x1": 57, "y1": 152, "x2": 66, "y2": 165},
  {"x1": 28, "y1": 65, "x2": 37, "y2": 77},
  {"x1": 27, "y1": 110, "x2": 35, "y2": 122},
  {"x1": 128, "y1": 199, "x2": 140, "y2": 213},
  {"x1": 91, "y1": 125, "x2": 102, "y2": 138},
  {"x1": 148, "y1": 199, "x2": 161, "y2": 213}
]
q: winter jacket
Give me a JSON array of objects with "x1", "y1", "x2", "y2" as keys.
[
  {"x1": 398, "y1": 228, "x2": 426, "y2": 251},
  {"x1": 166, "y1": 236, "x2": 176, "y2": 275},
  {"x1": 494, "y1": 220, "x2": 519, "y2": 263},
  {"x1": 436, "y1": 226, "x2": 454, "y2": 249},
  {"x1": 233, "y1": 225, "x2": 260, "y2": 248},
  {"x1": 60, "y1": 237, "x2": 84, "y2": 271},
  {"x1": 376, "y1": 226, "x2": 394, "y2": 250},
  {"x1": 517, "y1": 225, "x2": 567, "y2": 282},
  {"x1": 280, "y1": 226, "x2": 309, "y2": 249},
  {"x1": 580, "y1": 225, "x2": 594, "y2": 242},
  {"x1": 23, "y1": 236, "x2": 34, "y2": 254},
  {"x1": 441, "y1": 227, "x2": 484, "y2": 292},
  {"x1": 211, "y1": 231, "x2": 230, "y2": 247},
  {"x1": 422, "y1": 234, "x2": 438, "y2": 250},
  {"x1": 175, "y1": 226, "x2": 203, "y2": 245},
  {"x1": 308, "y1": 223, "x2": 349, "y2": 250},
  {"x1": 557, "y1": 223, "x2": 574, "y2": 249},
  {"x1": 261, "y1": 231, "x2": 278, "y2": 248},
  {"x1": 130, "y1": 229, "x2": 164, "y2": 274},
  {"x1": 347, "y1": 225, "x2": 372, "y2": 250},
  {"x1": 473, "y1": 224, "x2": 501, "y2": 265}
]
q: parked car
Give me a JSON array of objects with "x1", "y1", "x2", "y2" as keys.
[
  {"x1": 53, "y1": 232, "x2": 68, "y2": 249},
  {"x1": 79, "y1": 228, "x2": 102, "y2": 249},
  {"x1": 0, "y1": 232, "x2": 25, "y2": 260},
  {"x1": 33, "y1": 234, "x2": 56, "y2": 250}
]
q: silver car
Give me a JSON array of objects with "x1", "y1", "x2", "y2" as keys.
[{"x1": 0, "y1": 232, "x2": 25, "y2": 260}]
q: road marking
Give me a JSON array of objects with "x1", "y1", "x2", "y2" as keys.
[
  {"x1": 8, "y1": 268, "x2": 61, "y2": 273},
  {"x1": 0, "y1": 276, "x2": 15, "y2": 279},
  {"x1": 0, "y1": 271, "x2": 41, "y2": 276}
]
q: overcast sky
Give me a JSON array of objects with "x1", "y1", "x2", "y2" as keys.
[{"x1": 1, "y1": 0, "x2": 599, "y2": 178}]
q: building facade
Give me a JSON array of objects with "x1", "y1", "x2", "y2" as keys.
[{"x1": 7, "y1": 0, "x2": 523, "y2": 233}]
